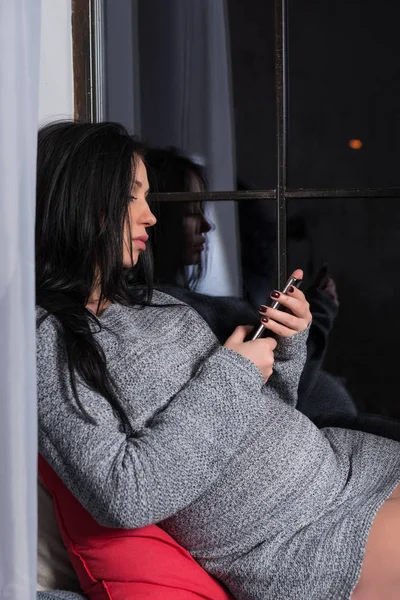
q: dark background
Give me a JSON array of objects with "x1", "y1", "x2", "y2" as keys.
[
  {"x1": 228, "y1": 0, "x2": 400, "y2": 418},
  {"x1": 229, "y1": 0, "x2": 400, "y2": 189}
]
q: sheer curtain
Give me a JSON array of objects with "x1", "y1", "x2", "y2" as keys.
[{"x1": 0, "y1": 0, "x2": 41, "y2": 598}]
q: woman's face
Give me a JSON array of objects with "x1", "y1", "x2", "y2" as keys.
[
  {"x1": 182, "y1": 202, "x2": 212, "y2": 266},
  {"x1": 123, "y1": 158, "x2": 157, "y2": 267},
  {"x1": 182, "y1": 173, "x2": 211, "y2": 266}
]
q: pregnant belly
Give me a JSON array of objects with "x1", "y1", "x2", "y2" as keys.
[{"x1": 163, "y1": 407, "x2": 343, "y2": 554}]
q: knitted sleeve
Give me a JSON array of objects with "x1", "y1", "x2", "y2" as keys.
[
  {"x1": 37, "y1": 316, "x2": 265, "y2": 529},
  {"x1": 264, "y1": 326, "x2": 310, "y2": 408}
]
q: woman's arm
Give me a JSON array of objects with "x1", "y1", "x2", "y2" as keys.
[
  {"x1": 256, "y1": 271, "x2": 312, "y2": 408},
  {"x1": 265, "y1": 326, "x2": 310, "y2": 408},
  {"x1": 37, "y1": 317, "x2": 264, "y2": 530}
]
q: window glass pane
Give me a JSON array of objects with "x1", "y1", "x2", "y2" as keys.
[
  {"x1": 228, "y1": 0, "x2": 276, "y2": 189},
  {"x1": 150, "y1": 197, "x2": 277, "y2": 319},
  {"x1": 138, "y1": 0, "x2": 235, "y2": 192},
  {"x1": 104, "y1": 0, "x2": 276, "y2": 192},
  {"x1": 288, "y1": 0, "x2": 400, "y2": 188},
  {"x1": 287, "y1": 197, "x2": 400, "y2": 420}
]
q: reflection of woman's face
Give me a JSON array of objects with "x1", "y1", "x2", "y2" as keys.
[
  {"x1": 181, "y1": 168, "x2": 211, "y2": 265},
  {"x1": 182, "y1": 201, "x2": 211, "y2": 265}
]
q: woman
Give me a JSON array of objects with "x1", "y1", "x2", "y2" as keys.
[{"x1": 36, "y1": 121, "x2": 400, "y2": 600}]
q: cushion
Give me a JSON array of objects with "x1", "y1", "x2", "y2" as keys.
[
  {"x1": 37, "y1": 475, "x2": 82, "y2": 592},
  {"x1": 38, "y1": 455, "x2": 233, "y2": 600}
]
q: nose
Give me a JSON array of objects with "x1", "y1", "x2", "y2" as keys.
[
  {"x1": 141, "y1": 201, "x2": 157, "y2": 228},
  {"x1": 200, "y1": 214, "x2": 212, "y2": 234}
]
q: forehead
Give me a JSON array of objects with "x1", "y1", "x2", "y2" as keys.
[
  {"x1": 188, "y1": 171, "x2": 205, "y2": 193},
  {"x1": 187, "y1": 201, "x2": 203, "y2": 213},
  {"x1": 132, "y1": 157, "x2": 149, "y2": 190}
]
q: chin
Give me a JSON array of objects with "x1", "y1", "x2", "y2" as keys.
[
  {"x1": 185, "y1": 251, "x2": 202, "y2": 265},
  {"x1": 123, "y1": 253, "x2": 140, "y2": 268}
]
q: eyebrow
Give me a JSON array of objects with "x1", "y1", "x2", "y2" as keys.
[{"x1": 133, "y1": 180, "x2": 150, "y2": 196}]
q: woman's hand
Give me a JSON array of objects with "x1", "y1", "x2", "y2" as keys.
[
  {"x1": 258, "y1": 269, "x2": 312, "y2": 338},
  {"x1": 224, "y1": 326, "x2": 277, "y2": 383},
  {"x1": 307, "y1": 263, "x2": 340, "y2": 308}
]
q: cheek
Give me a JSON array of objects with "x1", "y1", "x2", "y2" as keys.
[
  {"x1": 124, "y1": 207, "x2": 137, "y2": 241},
  {"x1": 183, "y1": 217, "x2": 197, "y2": 241},
  {"x1": 123, "y1": 222, "x2": 132, "y2": 253},
  {"x1": 122, "y1": 219, "x2": 138, "y2": 265}
]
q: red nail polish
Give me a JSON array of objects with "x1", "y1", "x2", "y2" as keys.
[
  {"x1": 288, "y1": 286, "x2": 295, "y2": 293},
  {"x1": 261, "y1": 316, "x2": 269, "y2": 323},
  {"x1": 271, "y1": 291, "x2": 280, "y2": 298},
  {"x1": 258, "y1": 305, "x2": 268, "y2": 313}
]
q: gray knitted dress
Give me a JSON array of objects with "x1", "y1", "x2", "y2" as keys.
[{"x1": 37, "y1": 292, "x2": 400, "y2": 600}]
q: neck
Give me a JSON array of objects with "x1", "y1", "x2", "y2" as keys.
[{"x1": 86, "y1": 287, "x2": 111, "y2": 316}]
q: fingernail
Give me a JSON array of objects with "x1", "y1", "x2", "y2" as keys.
[
  {"x1": 271, "y1": 291, "x2": 280, "y2": 298},
  {"x1": 288, "y1": 286, "x2": 295, "y2": 293},
  {"x1": 258, "y1": 305, "x2": 268, "y2": 313},
  {"x1": 261, "y1": 316, "x2": 269, "y2": 323}
]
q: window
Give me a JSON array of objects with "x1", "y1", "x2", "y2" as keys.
[{"x1": 87, "y1": 0, "x2": 400, "y2": 419}]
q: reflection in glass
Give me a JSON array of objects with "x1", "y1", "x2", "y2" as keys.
[
  {"x1": 149, "y1": 199, "x2": 266, "y2": 345},
  {"x1": 145, "y1": 148, "x2": 278, "y2": 342},
  {"x1": 237, "y1": 193, "x2": 277, "y2": 308},
  {"x1": 139, "y1": 0, "x2": 235, "y2": 192},
  {"x1": 146, "y1": 148, "x2": 211, "y2": 289},
  {"x1": 228, "y1": 0, "x2": 276, "y2": 189},
  {"x1": 104, "y1": 0, "x2": 277, "y2": 190},
  {"x1": 288, "y1": 197, "x2": 400, "y2": 420}
]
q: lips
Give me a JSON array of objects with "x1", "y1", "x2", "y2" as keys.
[
  {"x1": 133, "y1": 239, "x2": 146, "y2": 251},
  {"x1": 132, "y1": 235, "x2": 149, "y2": 251},
  {"x1": 193, "y1": 238, "x2": 206, "y2": 250}
]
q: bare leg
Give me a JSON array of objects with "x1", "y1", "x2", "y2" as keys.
[{"x1": 352, "y1": 484, "x2": 400, "y2": 600}]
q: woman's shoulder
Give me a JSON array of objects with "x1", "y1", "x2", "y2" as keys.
[
  {"x1": 35, "y1": 308, "x2": 67, "y2": 375},
  {"x1": 36, "y1": 307, "x2": 61, "y2": 337},
  {"x1": 36, "y1": 307, "x2": 70, "y2": 360},
  {"x1": 150, "y1": 289, "x2": 217, "y2": 333},
  {"x1": 151, "y1": 289, "x2": 187, "y2": 307}
]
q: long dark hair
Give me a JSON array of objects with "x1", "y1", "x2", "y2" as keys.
[
  {"x1": 145, "y1": 147, "x2": 209, "y2": 289},
  {"x1": 36, "y1": 121, "x2": 153, "y2": 424}
]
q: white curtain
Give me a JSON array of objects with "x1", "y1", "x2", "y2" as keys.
[
  {"x1": 139, "y1": 0, "x2": 241, "y2": 296},
  {"x1": 0, "y1": 0, "x2": 41, "y2": 598}
]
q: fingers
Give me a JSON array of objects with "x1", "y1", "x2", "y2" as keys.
[
  {"x1": 291, "y1": 268, "x2": 303, "y2": 281},
  {"x1": 254, "y1": 337, "x2": 276, "y2": 380},
  {"x1": 224, "y1": 325, "x2": 276, "y2": 383},
  {"x1": 262, "y1": 336, "x2": 277, "y2": 350},
  {"x1": 227, "y1": 325, "x2": 254, "y2": 344},
  {"x1": 265, "y1": 286, "x2": 310, "y2": 319},
  {"x1": 258, "y1": 302, "x2": 311, "y2": 335},
  {"x1": 259, "y1": 306, "x2": 299, "y2": 330},
  {"x1": 257, "y1": 272, "x2": 312, "y2": 336},
  {"x1": 259, "y1": 317, "x2": 302, "y2": 338}
]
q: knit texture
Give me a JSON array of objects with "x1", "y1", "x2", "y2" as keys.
[{"x1": 37, "y1": 291, "x2": 400, "y2": 600}]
